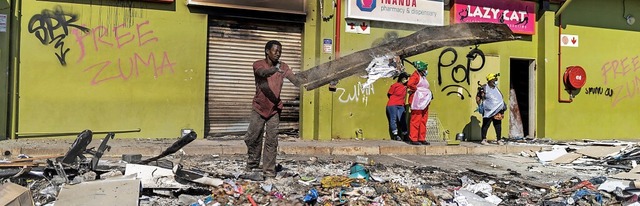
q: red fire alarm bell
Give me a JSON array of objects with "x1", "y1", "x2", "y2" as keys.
[{"x1": 563, "y1": 66, "x2": 587, "y2": 89}]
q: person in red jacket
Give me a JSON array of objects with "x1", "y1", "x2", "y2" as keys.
[
  {"x1": 407, "y1": 61, "x2": 432, "y2": 145},
  {"x1": 386, "y1": 72, "x2": 409, "y2": 141}
]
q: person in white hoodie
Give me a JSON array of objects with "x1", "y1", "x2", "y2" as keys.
[{"x1": 475, "y1": 73, "x2": 506, "y2": 145}]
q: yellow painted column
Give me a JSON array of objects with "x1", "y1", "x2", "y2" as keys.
[
  {"x1": 536, "y1": 10, "x2": 557, "y2": 138},
  {"x1": 300, "y1": 0, "x2": 337, "y2": 140}
]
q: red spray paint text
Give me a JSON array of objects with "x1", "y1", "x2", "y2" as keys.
[{"x1": 72, "y1": 20, "x2": 176, "y2": 85}]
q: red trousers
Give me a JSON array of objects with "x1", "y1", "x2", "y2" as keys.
[{"x1": 409, "y1": 109, "x2": 429, "y2": 142}]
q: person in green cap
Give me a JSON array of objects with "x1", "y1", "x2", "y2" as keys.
[{"x1": 406, "y1": 61, "x2": 433, "y2": 145}]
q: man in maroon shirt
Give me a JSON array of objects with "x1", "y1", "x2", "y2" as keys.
[{"x1": 245, "y1": 40, "x2": 300, "y2": 178}]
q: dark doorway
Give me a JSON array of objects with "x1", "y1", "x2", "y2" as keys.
[{"x1": 510, "y1": 59, "x2": 532, "y2": 137}]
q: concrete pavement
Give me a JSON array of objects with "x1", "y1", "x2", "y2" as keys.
[{"x1": 0, "y1": 138, "x2": 550, "y2": 158}]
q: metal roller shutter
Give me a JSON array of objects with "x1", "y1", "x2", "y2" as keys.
[{"x1": 206, "y1": 20, "x2": 302, "y2": 136}]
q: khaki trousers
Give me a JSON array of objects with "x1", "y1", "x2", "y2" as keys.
[{"x1": 244, "y1": 110, "x2": 280, "y2": 173}]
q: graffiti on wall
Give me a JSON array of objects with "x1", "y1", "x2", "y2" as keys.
[
  {"x1": 600, "y1": 55, "x2": 640, "y2": 106},
  {"x1": 27, "y1": 6, "x2": 175, "y2": 85},
  {"x1": 584, "y1": 86, "x2": 614, "y2": 97},
  {"x1": 28, "y1": 6, "x2": 90, "y2": 65},
  {"x1": 72, "y1": 20, "x2": 175, "y2": 85},
  {"x1": 437, "y1": 47, "x2": 486, "y2": 100},
  {"x1": 336, "y1": 81, "x2": 375, "y2": 106}
]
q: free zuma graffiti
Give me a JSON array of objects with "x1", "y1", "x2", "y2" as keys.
[
  {"x1": 437, "y1": 47, "x2": 486, "y2": 100},
  {"x1": 600, "y1": 56, "x2": 640, "y2": 107},
  {"x1": 71, "y1": 20, "x2": 176, "y2": 85},
  {"x1": 28, "y1": 6, "x2": 90, "y2": 66}
]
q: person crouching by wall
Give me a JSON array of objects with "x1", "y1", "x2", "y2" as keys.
[
  {"x1": 386, "y1": 72, "x2": 410, "y2": 141},
  {"x1": 407, "y1": 61, "x2": 432, "y2": 145}
]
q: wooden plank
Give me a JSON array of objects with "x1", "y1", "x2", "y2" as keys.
[
  {"x1": 612, "y1": 172, "x2": 640, "y2": 181},
  {"x1": 295, "y1": 23, "x2": 517, "y2": 90},
  {"x1": 10, "y1": 154, "x2": 63, "y2": 163},
  {"x1": 0, "y1": 162, "x2": 38, "y2": 168}
]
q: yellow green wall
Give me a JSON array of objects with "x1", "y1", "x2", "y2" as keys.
[
  {"x1": 15, "y1": 1, "x2": 207, "y2": 138},
  {"x1": 539, "y1": 0, "x2": 640, "y2": 140}
]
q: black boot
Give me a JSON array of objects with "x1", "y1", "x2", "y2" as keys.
[{"x1": 408, "y1": 141, "x2": 421, "y2": 145}]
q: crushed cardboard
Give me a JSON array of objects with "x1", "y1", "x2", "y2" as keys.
[
  {"x1": 576, "y1": 146, "x2": 625, "y2": 159},
  {"x1": 55, "y1": 178, "x2": 141, "y2": 206},
  {"x1": 0, "y1": 182, "x2": 35, "y2": 206},
  {"x1": 551, "y1": 153, "x2": 583, "y2": 164}
]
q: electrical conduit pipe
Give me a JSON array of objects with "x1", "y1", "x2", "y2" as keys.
[
  {"x1": 557, "y1": 0, "x2": 573, "y2": 103},
  {"x1": 335, "y1": 0, "x2": 341, "y2": 59}
]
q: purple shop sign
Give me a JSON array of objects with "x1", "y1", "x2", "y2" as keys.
[{"x1": 451, "y1": 0, "x2": 535, "y2": 35}]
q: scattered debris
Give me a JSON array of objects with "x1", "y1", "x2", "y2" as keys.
[
  {"x1": 55, "y1": 178, "x2": 141, "y2": 206},
  {"x1": 536, "y1": 146, "x2": 568, "y2": 162},
  {"x1": 124, "y1": 164, "x2": 186, "y2": 189},
  {"x1": 0, "y1": 182, "x2": 35, "y2": 206},
  {"x1": 4, "y1": 135, "x2": 640, "y2": 205}
]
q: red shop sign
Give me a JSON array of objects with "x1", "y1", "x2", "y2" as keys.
[{"x1": 451, "y1": 0, "x2": 536, "y2": 35}]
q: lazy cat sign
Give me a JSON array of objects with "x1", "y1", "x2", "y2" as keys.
[{"x1": 451, "y1": 0, "x2": 535, "y2": 35}]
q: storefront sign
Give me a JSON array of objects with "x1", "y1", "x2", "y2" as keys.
[
  {"x1": 187, "y1": 0, "x2": 306, "y2": 15},
  {"x1": 347, "y1": 0, "x2": 444, "y2": 26},
  {"x1": 451, "y1": 0, "x2": 535, "y2": 35}
]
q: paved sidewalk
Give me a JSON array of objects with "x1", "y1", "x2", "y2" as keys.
[{"x1": 0, "y1": 138, "x2": 550, "y2": 157}]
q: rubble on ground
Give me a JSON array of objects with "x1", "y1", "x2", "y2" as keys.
[{"x1": 3, "y1": 133, "x2": 640, "y2": 205}]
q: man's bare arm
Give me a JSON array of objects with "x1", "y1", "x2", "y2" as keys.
[{"x1": 255, "y1": 66, "x2": 279, "y2": 78}]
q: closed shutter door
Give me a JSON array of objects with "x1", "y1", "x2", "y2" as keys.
[{"x1": 206, "y1": 20, "x2": 302, "y2": 136}]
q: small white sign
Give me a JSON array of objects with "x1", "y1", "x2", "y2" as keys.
[
  {"x1": 345, "y1": 20, "x2": 358, "y2": 33},
  {"x1": 323, "y1": 38, "x2": 332, "y2": 53},
  {"x1": 561, "y1": 34, "x2": 579, "y2": 47},
  {"x1": 346, "y1": 20, "x2": 371, "y2": 34},
  {"x1": 0, "y1": 14, "x2": 7, "y2": 32},
  {"x1": 356, "y1": 20, "x2": 370, "y2": 34}
]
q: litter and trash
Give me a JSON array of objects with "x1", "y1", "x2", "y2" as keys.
[{"x1": 4, "y1": 131, "x2": 640, "y2": 205}]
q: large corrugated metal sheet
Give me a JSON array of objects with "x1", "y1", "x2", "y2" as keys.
[{"x1": 206, "y1": 20, "x2": 302, "y2": 136}]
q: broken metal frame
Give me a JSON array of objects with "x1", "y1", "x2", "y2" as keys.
[
  {"x1": 138, "y1": 131, "x2": 198, "y2": 165},
  {"x1": 294, "y1": 23, "x2": 518, "y2": 91},
  {"x1": 87, "y1": 133, "x2": 115, "y2": 170},
  {"x1": 44, "y1": 130, "x2": 117, "y2": 182}
]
